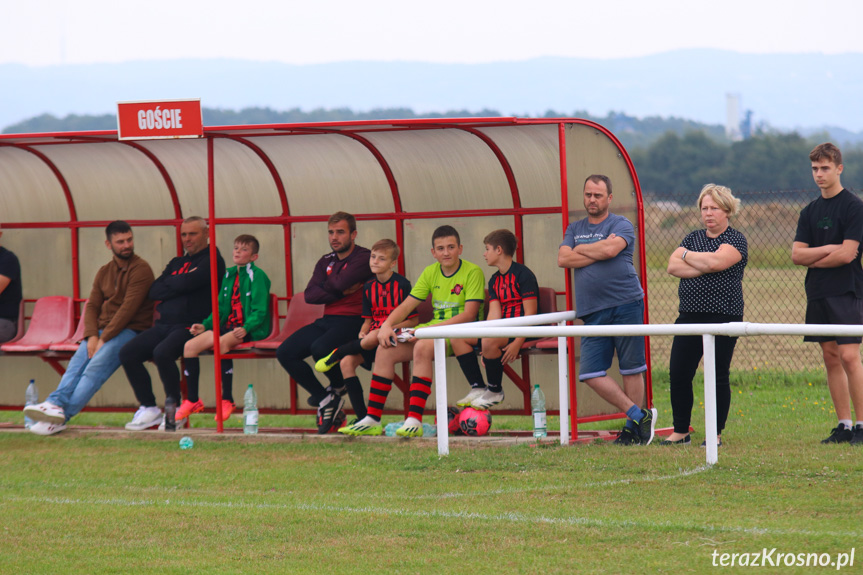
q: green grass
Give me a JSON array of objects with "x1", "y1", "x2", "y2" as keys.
[{"x1": 1, "y1": 371, "x2": 861, "y2": 574}]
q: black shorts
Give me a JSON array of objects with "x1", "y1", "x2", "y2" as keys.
[
  {"x1": 360, "y1": 347, "x2": 375, "y2": 371},
  {"x1": 804, "y1": 294, "x2": 863, "y2": 344}
]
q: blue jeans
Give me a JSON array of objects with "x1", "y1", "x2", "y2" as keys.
[
  {"x1": 46, "y1": 329, "x2": 138, "y2": 421},
  {"x1": 579, "y1": 299, "x2": 646, "y2": 381}
]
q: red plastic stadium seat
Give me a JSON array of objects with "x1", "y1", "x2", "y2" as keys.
[
  {"x1": 0, "y1": 296, "x2": 75, "y2": 353},
  {"x1": 47, "y1": 300, "x2": 89, "y2": 352},
  {"x1": 233, "y1": 294, "x2": 280, "y2": 350},
  {"x1": 253, "y1": 293, "x2": 324, "y2": 351},
  {"x1": 415, "y1": 295, "x2": 434, "y2": 324},
  {"x1": 521, "y1": 287, "x2": 559, "y2": 351}
]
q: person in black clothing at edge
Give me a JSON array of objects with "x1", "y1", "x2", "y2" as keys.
[
  {"x1": 121, "y1": 216, "x2": 226, "y2": 431},
  {"x1": 276, "y1": 211, "x2": 373, "y2": 434},
  {"x1": 0, "y1": 224, "x2": 22, "y2": 343}
]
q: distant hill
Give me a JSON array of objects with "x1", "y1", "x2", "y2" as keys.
[{"x1": 1, "y1": 50, "x2": 862, "y2": 140}]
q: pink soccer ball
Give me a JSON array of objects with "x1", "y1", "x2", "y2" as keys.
[
  {"x1": 434, "y1": 406, "x2": 463, "y2": 435},
  {"x1": 458, "y1": 407, "x2": 492, "y2": 436}
]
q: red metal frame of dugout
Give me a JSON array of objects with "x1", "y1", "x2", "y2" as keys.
[{"x1": 0, "y1": 118, "x2": 650, "y2": 442}]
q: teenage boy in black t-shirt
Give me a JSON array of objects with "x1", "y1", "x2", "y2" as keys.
[
  {"x1": 792, "y1": 143, "x2": 863, "y2": 445},
  {"x1": 469, "y1": 229, "x2": 538, "y2": 410}
]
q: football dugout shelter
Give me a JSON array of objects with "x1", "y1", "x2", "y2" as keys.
[{"x1": 0, "y1": 117, "x2": 651, "y2": 440}]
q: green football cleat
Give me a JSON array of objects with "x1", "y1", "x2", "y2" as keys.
[
  {"x1": 395, "y1": 421, "x2": 423, "y2": 438},
  {"x1": 314, "y1": 349, "x2": 340, "y2": 373},
  {"x1": 339, "y1": 421, "x2": 383, "y2": 436}
]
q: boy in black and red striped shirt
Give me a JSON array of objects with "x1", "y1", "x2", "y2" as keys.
[
  {"x1": 315, "y1": 239, "x2": 417, "y2": 426},
  {"x1": 470, "y1": 229, "x2": 539, "y2": 410}
]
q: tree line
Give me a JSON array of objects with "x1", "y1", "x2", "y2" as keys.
[
  {"x1": 2, "y1": 106, "x2": 725, "y2": 150},
  {"x1": 631, "y1": 131, "x2": 863, "y2": 201}
]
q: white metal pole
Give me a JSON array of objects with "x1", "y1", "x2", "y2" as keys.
[
  {"x1": 557, "y1": 321, "x2": 569, "y2": 445},
  {"x1": 434, "y1": 338, "x2": 449, "y2": 456},
  {"x1": 702, "y1": 334, "x2": 718, "y2": 465}
]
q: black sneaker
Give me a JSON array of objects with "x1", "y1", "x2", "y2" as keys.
[
  {"x1": 316, "y1": 392, "x2": 345, "y2": 434},
  {"x1": 636, "y1": 408, "x2": 657, "y2": 445},
  {"x1": 850, "y1": 425, "x2": 863, "y2": 446},
  {"x1": 330, "y1": 409, "x2": 347, "y2": 433},
  {"x1": 613, "y1": 426, "x2": 640, "y2": 446},
  {"x1": 822, "y1": 423, "x2": 854, "y2": 444}
]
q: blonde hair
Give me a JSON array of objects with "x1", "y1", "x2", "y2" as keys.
[{"x1": 697, "y1": 184, "x2": 740, "y2": 217}]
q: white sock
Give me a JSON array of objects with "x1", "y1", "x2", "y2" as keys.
[
  {"x1": 839, "y1": 419, "x2": 853, "y2": 429},
  {"x1": 356, "y1": 416, "x2": 380, "y2": 426},
  {"x1": 403, "y1": 416, "x2": 421, "y2": 428}
]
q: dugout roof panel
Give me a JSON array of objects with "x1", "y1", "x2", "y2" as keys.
[{"x1": 0, "y1": 117, "x2": 644, "y2": 306}]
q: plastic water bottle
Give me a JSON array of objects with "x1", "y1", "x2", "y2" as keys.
[
  {"x1": 179, "y1": 436, "x2": 194, "y2": 450},
  {"x1": 531, "y1": 384, "x2": 547, "y2": 439},
  {"x1": 243, "y1": 384, "x2": 258, "y2": 435},
  {"x1": 384, "y1": 421, "x2": 402, "y2": 437},
  {"x1": 24, "y1": 379, "x2": 38, "y2": 429}
]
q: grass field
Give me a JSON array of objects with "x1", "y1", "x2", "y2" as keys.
[{"x1": 1, "y1": 369, "x2": 860, "y2": 574}]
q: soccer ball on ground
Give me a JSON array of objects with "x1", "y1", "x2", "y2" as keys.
[
  {"x1": 434, "y1": 406, "x2": 463, "y2": 435},
  {"x1": 458, "y1": 407, "x2": 492, "y2": 436}
]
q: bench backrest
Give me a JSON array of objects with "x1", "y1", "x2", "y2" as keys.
[{"x1": 279, "y1": 293, "x2": 325, "y2": 340}]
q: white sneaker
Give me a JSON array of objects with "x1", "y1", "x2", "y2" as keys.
[
  {"x1": 125, "y1": 406, "x2": 163, "y2": 431},
  {"x1": 471, "y1": 389, "x2": 505, "y2": 410},
  {"x1": 158, "y1": 414, "x2": 187, "y2": 431},
  {"x1": 396, "y1": 328, "x2": 415, "y2": 342},
  {"x1": 456, "y1": 387, "x2": 487, "y2": 407},
  {"x1": 29, "y1": 420, "x2": 67, "y2": 436},
  {"x1": 23, "y1": 401, "x2": 66, "y2": 424}
]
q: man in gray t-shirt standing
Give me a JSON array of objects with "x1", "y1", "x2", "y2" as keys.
[{"x1": 558, "y1": 174, "x2": 656, "y2": 446}]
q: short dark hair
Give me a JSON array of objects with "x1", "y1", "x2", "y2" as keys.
[
  {"x1": 483, "y1": 229, "x2": 517, "y2": 257},
  {"x1": 809, "y1": 143, "x2": 842, "y2": 166},
  {"x1": 234, "y1": 234, "x2": 260, "y2": 255},
  {"x1": 329, "y1": 211, "x2": 356, "y2": 233},
  {"x1": 432, "y1": 225, "x2": 460, "y2": 247},
  {"x1": 371, "y1": 238, "x2": 400, "y2": 260},
  {"x1": 105, "y1": 220, "x2": 131, "y2": 240},
  {"x1": 584, "y1": 174, "x2": 612, "y2": 196},
  {"x1": 182, "y1": 216, "x2": 208, "y2": 231}
]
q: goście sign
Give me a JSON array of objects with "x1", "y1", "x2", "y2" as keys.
[{"x1": 117, "y1": 99, "x2": 203, "y2": 140}]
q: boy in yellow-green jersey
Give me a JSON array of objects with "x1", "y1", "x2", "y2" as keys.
[{"x1": 340, "y1": 225, "x2": 485, "y2": 437}]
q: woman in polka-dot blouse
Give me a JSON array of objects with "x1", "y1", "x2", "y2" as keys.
[{"x1": 663, "y1": 184, "x2": 748, "y2": 446}]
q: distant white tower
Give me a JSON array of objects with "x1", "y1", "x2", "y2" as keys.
[{"x1": 726, "y1": 93, "x2": 742, "y2": 141}]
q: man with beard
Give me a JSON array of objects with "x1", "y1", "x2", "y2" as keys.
[
  {"x1": 558, "y1": 175, "x2": 656, "y2": 446},
  {"x1": 276, "y1": 211, "x2": 373, "y2": 433},
  {"x1": 24, "y1": 221, "x2": 155, "y2": 435}
]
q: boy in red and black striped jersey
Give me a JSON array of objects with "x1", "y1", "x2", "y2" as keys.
[
  {"x1": 470, "y1": 229, "x2": 539, "y2": 410},
  {"x1": 315, "y1": 239, "x2": 418, "y2": 422}
]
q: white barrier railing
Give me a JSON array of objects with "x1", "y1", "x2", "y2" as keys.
[{"x1": 416, "y1": 315, "x2": 863, "y2": 465}]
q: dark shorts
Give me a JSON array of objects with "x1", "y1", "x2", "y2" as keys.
[
  {"x1": 804, "y1": 294, "x2": 863, "y2": 345},
  {"x1": 360, "y1": 347, "x2": 375, "y2": 371}
]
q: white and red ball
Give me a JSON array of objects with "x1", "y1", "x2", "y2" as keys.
[{"x1": 458, "y1": 407, "x2": 492, "y2": 436}]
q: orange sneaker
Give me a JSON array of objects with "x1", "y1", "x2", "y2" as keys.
[
  {"x1": 214, "y1": 399, "x2": 236, "y2": 422},
  {"x1": 175, "y1": 399, "x2": 205, "y2": 420}
]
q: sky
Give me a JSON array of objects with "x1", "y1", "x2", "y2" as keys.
[{"x1": 3, "y1": 0, "x2": 863, "y2": 66}]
